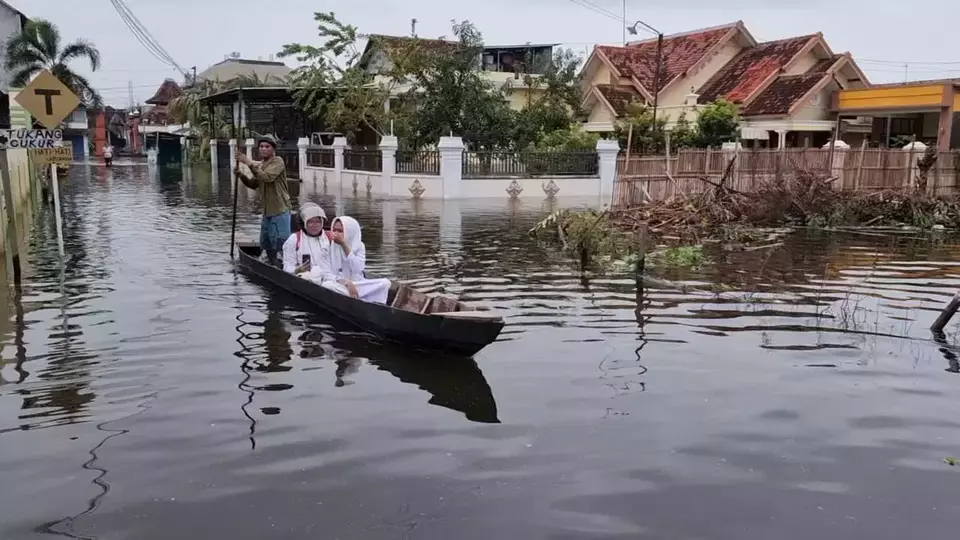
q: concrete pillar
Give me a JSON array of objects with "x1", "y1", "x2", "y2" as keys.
[
  {"x1": 596, "y1": 138, "x2": 620, "y2": 207},
  {"x1": 777, "y1": 130, "x2": 787, "y2": 149},
  {"x1": 438, "y1": 136, "x2": 464, "y2": 199},
  {"x1": 297, "y1": 137, "x2": 309, "y2": 181},
  {"x1": 210, "y1": 139, "x2": 218, "y2": 171},
  {"x1": 82, "y1": 134, "x2": 90, "y2": 159},
  {"x1": 244, "y1": 138, "x2": 255, "y2": 160},
  {"x1": 903, "y1": 141, "x2": 928, "y2": 187},
  {"x1": 228, "y1": 139, "x2": 238, "y2": 170},
  {"x1": 379, "y1": 135, "x2": 398, "y2": 197},
  {"x1": 938, "y1": 85, "x2": 954, "y2": 151},
  {"x1": 333, "y1": 136, "x2": 347, "y2": 193},
  {"x1": 822, "y1": 139, "x2": 849, "y2": 182}
]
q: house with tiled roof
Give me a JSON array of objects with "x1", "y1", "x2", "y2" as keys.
[
  {"x1": 579, "y1": 21, "x2": 871, "y2": 148},
  {"x1": 359, "y1": 34, "x2": 557, "y2": 111}
]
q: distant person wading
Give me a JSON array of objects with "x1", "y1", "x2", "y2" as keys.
[{"x1": 235, "y1": 135, "x2": 291, "y2": 266}]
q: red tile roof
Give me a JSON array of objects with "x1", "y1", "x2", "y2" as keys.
[
  {"x1": 697, "y1": 35, "x2": 816, "y2": 104},
  {"x1": 740, "y1": 55, "x2": 840, "y2": 116},
  {"x1": 595, "y1": 84, "x2": 642, "y2": 116},
  {"x1": 145, "y1": 79, "x2": 183, "y2": 105},
  {"x1": 596, "y1": 23, "x2": 738, "y2": 94}
]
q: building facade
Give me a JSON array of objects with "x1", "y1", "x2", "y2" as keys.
[{"x1": 579, "y1": 21, "x2": 871, "y2": 148}]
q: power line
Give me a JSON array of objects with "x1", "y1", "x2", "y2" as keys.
[
  {"x1": 565, "y1": 0, "x2": 623, "y2": 23},
  {"x1": 108, "y1": 0, "x2": 187, "y2": 77}
]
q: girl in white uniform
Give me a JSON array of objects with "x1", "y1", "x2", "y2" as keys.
[
  {"x1": 281, "y1": 203, "x2": 333, "y2": 281},
  {"x1": 326, "y1": 216, "x2": 392, "y2": 304}
]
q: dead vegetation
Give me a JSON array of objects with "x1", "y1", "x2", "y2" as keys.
[{"x1": 532, "y1": 159, "x2": 960, "y2": 273}]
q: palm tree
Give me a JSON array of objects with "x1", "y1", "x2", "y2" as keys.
[{"x1": 4, "y1": 19, "x2": 102, "y2": 106}]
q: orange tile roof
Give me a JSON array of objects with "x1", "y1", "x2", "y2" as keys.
[
  {"x1": 595, "y1": 84, "x2": 642, "y2": 116},
  {"x1": 740, "y1": 54, "x2": 840, "y2": 116},
  {"x1": 697, "y1": 35, "x2": 816, "y2": 104},
  {"x1": 596, "y1": 23, "x2": 737, "y2": 93}
]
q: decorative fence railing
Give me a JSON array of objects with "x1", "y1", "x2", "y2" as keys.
[
  {"x1": 275, "y1": 147, "x2": 300, "y2": 178},
  {"x1": 462, "y1": 151, "x2": 599, "y2": 178},
  {"x1": 396, "y1": 150, "x2": 440, "y2": 175},
  {"x1": 306, "y1": 148, "x2": 334, "y2": 168},
  {"x1": 613, "y1": 147, "x2": 960, "y2": 207},
  {"x1": 343, "y1": 149, "x2": 382, "y2": 172}
]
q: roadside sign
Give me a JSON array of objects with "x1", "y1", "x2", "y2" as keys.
[
  {"x1": 14, "y1": 70, "x2": 81, "y2": 129},
  {"x1": 31, "y1": 146, "x2": 73, "y2": 166},
  {"x1": 0, "y1": 128, "x2": 63, "y2": 149}
]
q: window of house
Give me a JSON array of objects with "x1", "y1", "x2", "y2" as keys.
[{"x1": 889, "y1": 117, "x2": 916, "y2": 135}]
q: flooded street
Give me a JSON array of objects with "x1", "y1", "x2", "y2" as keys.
[{"x1": 2, "y1": 163, "x2": 960, "y2": 539}]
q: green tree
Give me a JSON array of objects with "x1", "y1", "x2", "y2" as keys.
[
  {"x1": 278, "y1": 11, "x2": 399, "y2": 142},
  {"x1": 395, "y1": 20, "x2": 514, "y2": 150},
  {"x1": 694, "y1": 99, "x2": 739, "y2": 147},
  {"x1": 4, "y1": 19, "x2": 102, "y2": 106},
  {"x1": 615, "y1": 102, "x2": 668, "y2": 152},
  {"x1": 511, "y1": 48, "x2": 584, "y2": 149},
  {"x1": 535, "y1": 123, "x2": 599, "y2": 151}
]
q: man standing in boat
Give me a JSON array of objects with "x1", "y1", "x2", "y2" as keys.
[{"x1": 236, "y1": 134, "x2": 291, "y2": 266}]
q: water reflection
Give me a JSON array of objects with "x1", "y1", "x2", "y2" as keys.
[{"x1": 300, "y1": 328, "x2": 500, "y2": 423}]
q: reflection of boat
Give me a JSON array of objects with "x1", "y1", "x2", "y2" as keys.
[
  {"x1": 237, "y1": 243, "x2": 504, "y2": 356},
  {"x1": 300, "y1": 330, "x2": 500, "y2": 423}
]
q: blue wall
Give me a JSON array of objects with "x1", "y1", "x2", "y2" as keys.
[{"x1": 69, "y1": 134, "x2": 85, "y2": 157}]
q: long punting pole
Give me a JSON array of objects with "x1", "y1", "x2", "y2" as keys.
[{"x1": 230, "y1": 170, "x2": 239, "y2": 259}]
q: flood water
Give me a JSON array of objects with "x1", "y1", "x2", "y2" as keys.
[{"x1": 2, "y1": 162, "x2": 960, "y2": 539}]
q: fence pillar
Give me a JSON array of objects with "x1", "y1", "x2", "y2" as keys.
[
  {"x1": 722, "y1": 141, "x2": 742, "y2": 186},
  {"x1": 822, "y1": 139, "x2": 849, "y2": 184},
  {"x1": 333, "y1": 137, "x2": 347, "y2": 192},
  {"x1": 210, "y1": 139, "x2": 218, "y2": 172},
  {"x1": 903, "y1": 141, "x2": 927, "y2": 188},
  {"x1": 596, "y1": 138, "x2": 620, "y2": 206},
  {"x1": 438, "y1": 136, "x2": 464, "y2": 199},
  {"x1": 244, "y1": 138, "x2": 255, "y2": 160},
  {"x1": 228, "y1": 139, "x2": 238, "y2": 172},
  {"x1": 297, "y1": 137, "x2": 309, "y2": 181},
  {"x1": 380, "y1": 135, "x2": 398, "y2": 197}
]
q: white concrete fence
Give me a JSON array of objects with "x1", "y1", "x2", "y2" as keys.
[{"x1": 213, "y1": 136, "x2": 619, "y2": 204}]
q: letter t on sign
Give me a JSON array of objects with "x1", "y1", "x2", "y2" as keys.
[{"x1": 34, "y1": 89, "x2": 61, "y2": 115}]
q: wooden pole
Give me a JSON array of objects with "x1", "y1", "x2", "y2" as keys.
[
  {"x1": 0, "y1": 149, "x2": 21, "y2": 283},
  {"x1": 931, "y1": 291, "x2": 960, "y2": 333},
  {"x1": 50, "y1": 164, "x2": 65, "y2": 257},
  {"x1": 635, "y1": 221, "x2": 648, "y2": 279},
  {"x1": 624, "y1": 124, "x2": 634, "y2": 205},
  {"x1": 230, "y1": 170, "x2": 240, "y2": 258}
]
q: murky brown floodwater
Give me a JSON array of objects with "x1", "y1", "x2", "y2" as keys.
[{"x1": 2, "y1": 162, "x2": 960, "y2": 539}]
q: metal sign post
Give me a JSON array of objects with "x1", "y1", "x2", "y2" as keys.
[{"x1": 13, "y1": 69, "x2": 81, "y2": 270}]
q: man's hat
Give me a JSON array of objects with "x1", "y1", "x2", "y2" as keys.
[{"x1": 257, "y1": 134, "x2": 279, "y2": 148}]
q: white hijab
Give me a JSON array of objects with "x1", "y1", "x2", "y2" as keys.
[{"x1": 329, "y1": 216, "x2": 362, "y2": 278}]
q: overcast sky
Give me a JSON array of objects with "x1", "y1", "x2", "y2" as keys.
[{"x1": 7, "y1": 0, "x2": 960, "y2": 107}]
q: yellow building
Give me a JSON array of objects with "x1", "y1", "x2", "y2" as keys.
[
  {"x1": 579, "y1": 21, "x2": 870, "y2": 148},
  {"x1": 834, "y1": 80, "x2": 960, "y2": 150}
]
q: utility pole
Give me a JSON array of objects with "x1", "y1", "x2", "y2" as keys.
[
  {"x1": 127, "y1": 80, "x2": 134, "y2": 109},
  {"x1": 622, "y1": 0, "x2": 626, "y2": 45},
  {"x1": 411, "y1": 18, "x2": 417, "y2": 37}
]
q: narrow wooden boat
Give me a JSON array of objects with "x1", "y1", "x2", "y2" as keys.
[{"x1": 235, "y1": 242, "x2": 505, "y2": 357}]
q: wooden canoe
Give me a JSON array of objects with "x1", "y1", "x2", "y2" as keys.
[{"x1": 235, "y1": 242, "x2": 505, "y2": 356}]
